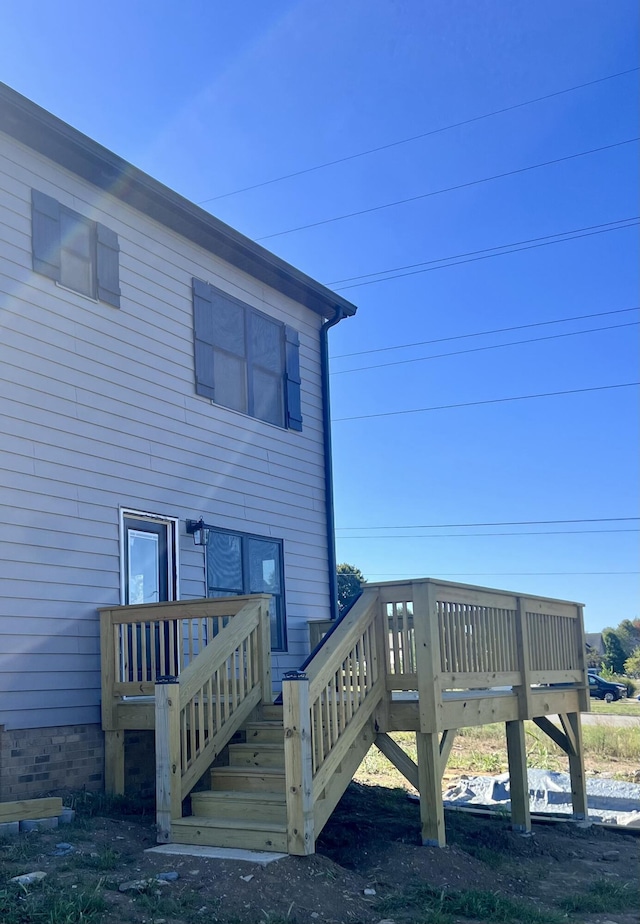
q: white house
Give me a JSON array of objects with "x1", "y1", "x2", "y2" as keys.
[{"x1": 0, "y1": 82, "x2": 356, "y2": 800}]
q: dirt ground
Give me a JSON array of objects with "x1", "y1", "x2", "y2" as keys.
[{"x1": 1, "y1": 783, "x2": 639, "y2": 924}]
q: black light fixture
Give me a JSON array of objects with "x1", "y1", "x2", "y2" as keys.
[{"x1": 186, "y1": 517, "x2": 210, "y2": 546}]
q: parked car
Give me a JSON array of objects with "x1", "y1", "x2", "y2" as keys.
[{"x1": 588, "y1": 674, "x2": 627, "y2": 703}]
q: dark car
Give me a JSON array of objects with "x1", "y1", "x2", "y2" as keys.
[{"x1": 588, "y1": 674, "x2": 627, "y2": 703}]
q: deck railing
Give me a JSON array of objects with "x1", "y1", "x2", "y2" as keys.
[
  {"x1": 283, "y1": 590, "x2": 385, "y2": 854},
  {"x1": 100, "y1": 595, "x2": 272, "y2": 841}
]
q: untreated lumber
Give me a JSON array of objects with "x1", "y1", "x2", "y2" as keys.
[{"x1": 0, "y1": 797, "x2": 63, "y2": 823}]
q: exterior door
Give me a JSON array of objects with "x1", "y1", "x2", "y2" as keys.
[{"x1": 122, "y1": 513, "x2": 178, "y2": 679}]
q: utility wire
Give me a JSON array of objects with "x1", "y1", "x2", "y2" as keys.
[
  {"x1": 256, "y1": 139, "x2": 638, "y2": 240},
  {"x1": 331, "y1": 321, "x2": 639, "y2": 376},
  {"x1": 333, "y1": 382, "x2": 639, "y2": 422},
  {"x1": 338, "y1": 528, "x2": 637, "y2": 539},
  {"x1": 332, "y1": 306, "x2": 639, "y2": 359},
  {"x1": 337, "y1": 517, "x2": 639, "y2": 529},
  {"x1": 327, "y1": 218, "x2": 639, "y2": 290},
  {"x1": 198, "y1": 67, "x2": 639, "y2": 203}
]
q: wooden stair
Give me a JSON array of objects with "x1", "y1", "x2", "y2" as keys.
[{"x1": 171, "y1": 704, "x2": 288, "y2": 851}]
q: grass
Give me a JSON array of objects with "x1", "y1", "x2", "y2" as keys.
[
  {"x1": 589, "y1": 698, "x2": 640, "y2": 715},
  {"x1": 0, "y1": 880, "x2": 106, "y2": 924},
  {"x1": 559, "y1": 878, "x2": 640, "y2": 914},
  {"x1": 379, "y1": 883, "x2": 564, "y2": 924},
  {"x1": 356, "y1": 720, "x2": 640, "y2": 789}
]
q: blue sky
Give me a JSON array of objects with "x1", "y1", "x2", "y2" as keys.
[{"x1": 1, "y1": 0, "x2": 638, "y2": 631}]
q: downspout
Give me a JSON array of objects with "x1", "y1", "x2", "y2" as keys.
[{"x1": 320, "y1": 307, "x2": 346, "y2": 620}]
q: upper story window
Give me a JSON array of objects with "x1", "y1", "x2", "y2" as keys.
[
  {"x1": 31, "y1": 189, "x2": 121, "y2": 307},
  {"x1": 193, "y1": 278, "x2": 302, "y2": 431}
]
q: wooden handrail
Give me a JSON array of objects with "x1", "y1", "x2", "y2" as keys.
[
  {"x1": 283, "y1": 589, "x2": 383, "y2": 855},
  {"x1": 149, "y1": 596, "x2": 271, "y2": 843}
]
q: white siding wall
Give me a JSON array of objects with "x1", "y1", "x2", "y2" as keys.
[{"x1": 0, "y1": 133, "x2": 330, "y2": 729}]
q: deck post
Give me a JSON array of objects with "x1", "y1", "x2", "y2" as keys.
[
  {"x1": 416, "y1": 731, "x2": 446, "y2": 846},
  {"x1": 574, "y1": 605, "x2": 590, "y2": 714},
  {"x1": 505, "y1": 719, "x2": 531, "y2": 834},
  {"x1": 514, "y1": 597, "x2": 533, "y2": 720},
  {"x1": 564, "y1": 712, "x2": 588, "y2": 820},
  {"x1": 104, "y1": 731, "x2": 125, "y2": 795},
  {"x1": 282, "y1": 673, "x2": 314, "y2": 856},
  {"x1": 258, "y1": 598, "x2": 273, "y2": 704},
  {"x1": 373, "y1": 593, "x2": 390, "y2": 733},
  {"x1": 412, "y1": 581, "x2": 442, "y2": 734},
  {"x1": 155, "y1": 677, "x2": 182, "y2": 844}
]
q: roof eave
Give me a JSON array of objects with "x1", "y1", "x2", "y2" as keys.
[{"x1": 0, "y1": 82, "x2": 357, "y2": 321}]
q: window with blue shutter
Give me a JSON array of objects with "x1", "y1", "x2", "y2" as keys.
[
  {"x1": 192, "y1": 277, "x2": 303, "y2": 431},
  {"x1": 31, "y1": 189, "x2": 120, "y2": 307}
]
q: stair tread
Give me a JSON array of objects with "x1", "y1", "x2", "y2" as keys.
[
  {"x1": 211, "y1": 765, "x2": 284, "y2": 776},
  {"x1": 176, "y1": 815, "x2": 287, "y2": 834},
  {"x1": 193, "y1": 790, "x2": 285, "y2": 804},
  {"x1": 230, "y1": 742, "x2": 284, "y2": 751}
]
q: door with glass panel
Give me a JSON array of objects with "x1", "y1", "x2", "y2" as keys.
[{"x1": 123, "y1": 515, "x2": 177, "y2": 680}]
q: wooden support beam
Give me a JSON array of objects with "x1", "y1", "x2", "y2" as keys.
[
  {"x1": 439, "y1": 728, "x2": 457, "y2": 778},
  {"x1": 283, "y1": 677, "x2": 314, "y2": 856},
  {"x1": 514, "y1": 598, "x2": 533, "y2": 719},
  {"x1": 155, "y1": 679, "x2": 182, "y2": 843},
  {"x1": 0, "y1": 797, "x2": 63, "y2": 823},
  {"x1": 104, "y1": 730, "x2": 125, "y2": 795},
  {"x1": 564, "y1": 712, "x2": 588, "y2": 820},
  {"x1": 412, "y1": 582, "x2": 443, "y2": 734},
  {"x1": 505, "y1": 720, "x2": 531, "y2": 835},
  {"x1": 416, "y1": 731, "x2": 445, "y2": 847},
  {"x1": 558, "y1": 713, "x2": 578, "y2": 757},
  {"x1": 532, "y1": 716, "x2": 575, "y2": 756},
  {"x1": 375, "y1": 733, "x2": 419, "y2": 790}
]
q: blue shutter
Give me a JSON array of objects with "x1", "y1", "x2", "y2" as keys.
[
  {"x1": 193, "y1": 278, "x2": 216, "y2": 400},
  {"x1": 96, "y1": 223, "x2": 121, "y2": 307},
  {"x1": 31, "y1": 189, "x2": 61, "y2": 281},
  {"x1": 284, "y1": 325, "x2": 302, "y2": 431}
]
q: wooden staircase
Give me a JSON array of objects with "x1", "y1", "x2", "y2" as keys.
[{"x1": 172, "y1": 704, "x2": 289, "y2": 851}]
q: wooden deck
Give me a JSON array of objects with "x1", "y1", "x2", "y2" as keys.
[{"x1": 100, "y1": 579, "x2": 589, "y2": 853}]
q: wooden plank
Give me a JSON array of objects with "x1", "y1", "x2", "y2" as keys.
[
  {"x1": 506, "y1": 720, "x2": 531, "y2": 834},
  {"x1": 440, "y1": 671, "x2": 521, "y2": 689},
  {"x1": 155, "y1": 680, "x2": 182, "y2": 843},
  {"x1": 439, "y1": 728, "x2": 457, "y2": 778},
  {"x1": 514, "y1": 597, "x2": 533, "y2": 719},
  {"x1": 533, "y1": 716, "x2": 574, "y2": 756},
  {"x1": 98, "y1": 594, "x2": 268, "y2": 624},
  {"x1": 114, "y1": 702, "x2": 155, "y2": 730},
  {"x1": 311, "y1": 678, "x2": 384, "y2": 800},
  {"x1": 575, "y1": 605, "x2": 590, "y2": 713},
  {"x1": 181, "y1": 685, "x2": 261, "y2": 797},
  {"x1": 565, "y1": 712, "x2": 588, "y2": 820},
  {"x1": 528, "y1": 670, "x2": 583, "y2": 685},
  {"x1": 179, "y1": 602, "x2": 259, "y2": 703},
  {"x1": 258, "y1": 599, "x2": 273, "y2": 705},
  {"x1": 99, "y1": 610, "x2": 117, "y2": 730},
  {"x1": 385, "y1": 673, "x2": 418, "y2": 691},
  {"x1": 412, "y1": 581, "x2": 442, "y2": 734},
  {"x1": 416, "y1": 731, "x2": 446, "y2": 847},
  {"x1": 283, "y1": 677, "x2": 314, "y2": 856},
  {"x1": 308, "y1": 591, "x2": 378, "y2": 698},
  {"x1": 104, "y1": 729, "x2": 125, "y2": 795},
  {"x1": 374, "y1": 732, "x2": 419, "y2": 789},
  {"x1": 0, "y1": 797, "x2": 63, "y2": 823}
]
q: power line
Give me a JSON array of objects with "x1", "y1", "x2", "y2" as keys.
[
  {"x1": 338, "y1": 528, "x2": 637, "y2": 539},
  {"x1": 337, "y1": 517, "x2": 639, "y2": 529},
  {"x1": 327, "y1": 218, "x2": 639, "y2": 291},
  {"x1": 331, "y1": 321, "x2": 639, "y2": 376},
  {"x1": 256, "y1": 139, "x2": 638, "y2": 240},
  {"x1": 198, "y1": 67, "x2": 639, "y2": 203},
  {"x1": 333, "y1": 382, "x2": 639, "y2": 422},
  {"x1": 332, "y1": 306, "x2": 639, "y2": 360}
]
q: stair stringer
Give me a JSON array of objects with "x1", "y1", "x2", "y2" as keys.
[{"x1": 312, "y1": 716, "x2": 377, "y2": 839}]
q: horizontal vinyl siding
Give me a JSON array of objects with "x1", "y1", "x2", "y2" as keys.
[{"x1": 0, "y1": 133, "x2": 331, "y2": 729}]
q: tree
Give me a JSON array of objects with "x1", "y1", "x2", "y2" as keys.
[
  {"x1": 624, "y1": 647, "x2": 640, "y2": 679},
  {"x1": 602, "y1": 628, "x2": 627, "y2": 675},
  {"x1": 337, "y1": 563, "x2": 366, "y2": 614},
  {"x1": 615, "y1": 619, "x2": 640, "y2": 659}
]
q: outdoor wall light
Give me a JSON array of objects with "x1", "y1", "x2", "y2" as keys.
[{"x1": 186, "y1": 518, "x2": 210, "y2": 546}]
